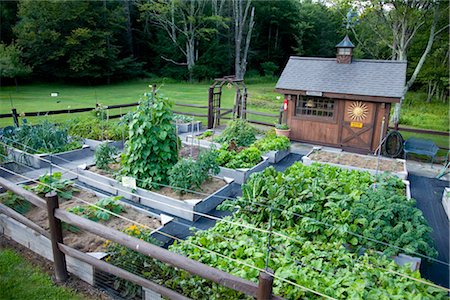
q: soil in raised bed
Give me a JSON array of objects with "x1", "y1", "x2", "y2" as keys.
[
  {"x1": 3, "y1": 188, "x2": 161, "y2": 253},
  {"x1": 308, "y1": 150, "x2": 404, "y2": 173},
  {"x1": 179, "y1": 144, "x2": 204, "y2": 160},
  {"x1": 87, "y1": 164, "x2": 227, "y2": 201}
]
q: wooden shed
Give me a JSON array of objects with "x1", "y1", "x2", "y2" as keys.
[{"x1": 275, "y1": 36, "x2": 407, "y2": 153}]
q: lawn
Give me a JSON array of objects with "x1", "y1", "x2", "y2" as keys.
[
  {"x1": 0, "y1": 79, "x2": 447, "y2": 147},
  {"x1": 0, "y1": 248, "x2": 84, "y2": 300}
]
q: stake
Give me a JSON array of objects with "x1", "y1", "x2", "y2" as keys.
[
  {"x1": 257, "y1": 269, "x2": 274, "y2": 300},
  {"x1": 45, "y1": 192, "x2": 68, "y2": 283}
]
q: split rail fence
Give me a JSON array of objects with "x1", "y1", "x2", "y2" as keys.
[{"x1": 0, "y1": 177, "x2": 282, "y2": 300}]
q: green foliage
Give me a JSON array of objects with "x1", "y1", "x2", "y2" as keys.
[
  {"x1": 198, "y1": 130, "x2": 213, "y2": 139},
  {"x1": 275, "y1": 123, "x2": 289, "y2": 130},
  {"x1": 68, "y1": 196, "x2": 124, "y2": 222},
  {"x1": 1, "y1": 191, "x2": 31, "y2": 214},
  {"x1": 121, "y1": 93, "x2": 179, "y2": 189},
  {"x1": 215, "y1": 119, "x2": 256, "y2": 147},
  {"x1": 0, "y1": 43, "x2": 31, "y2": 81},
  {"x1": 253, "y1": 130, "x2": 290, "y2": 152},
  {"x1": 260, "y1": 61, "x2": 278, "y2": 77},
  {"x1": 216, "y1": 145, "x2": 262, "y2": 169},
  {"x1": 30, "y1": 172, "x2": 78, "y2": 200},
  {"x1": 91, "y1": 103, "x2": 107, "y2": 120},
  {"x1": 64, "y1": 117, "x2": 127, "y2": 141},
  {"x1": 169, "y1": 149, "x2": 220, "y2": 193},
  {"x1": 173, "y1": 114, "x2": 194, "y2": 123},
  {"x1": 0, "y1": 121, "x2": 81, "y2": 154},
  {"x1": 94, "y1": 143, "x2": 118, "y2": 170}
]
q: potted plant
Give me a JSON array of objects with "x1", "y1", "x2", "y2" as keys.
[{"x1": 275, "y1": 123, "x2": 291, "y2": 138}]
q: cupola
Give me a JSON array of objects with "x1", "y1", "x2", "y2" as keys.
[{"x1": 336, "y1": 35, "x2": 355, "y2": 64}]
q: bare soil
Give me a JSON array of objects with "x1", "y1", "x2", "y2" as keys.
[
  {"x1": 21, "y1": 188, "x2": 160, "y2": 253},
  {"x1": 309, "y1": 150, "x2": 405, "y2": 173},
  {"x1": 179, "y1": 144, "x2": 203, "y2": 160}
]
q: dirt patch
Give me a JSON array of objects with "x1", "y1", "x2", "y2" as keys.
[
  {"x1": 179, "y1": 144, "x2": 204, "y2": 160},
  {"x1": 0, "y1": 236, "x2": 113, "y2": 300},
  {"x1": 309, "y1": 150, "x2": 405, "y2": 173},
  {"x1": 15, "y1": 188, "x2": 161, "y2": 253},
  {"x1": 88, "y1": 163, "x2": 120, "y2": 178},
  {"x1": 156, "y1": 177, "x2": 226, "y2": 200}
]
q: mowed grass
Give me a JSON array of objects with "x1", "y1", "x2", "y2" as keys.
[
  {"x1": 0, "y1": 80, "x2": 447, "y2": 147},
  {"x1": 0, "y1": 248, "x2": 84, "y2": 300}
]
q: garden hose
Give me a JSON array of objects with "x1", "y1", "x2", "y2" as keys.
[{"x1": 381, "y1": 130, "x2": 404, "y2": 158}]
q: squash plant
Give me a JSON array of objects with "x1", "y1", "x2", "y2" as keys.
[
  {"x1": 30, "y1": 172, "x2": 78, "y2": 200},
  {"x1": 121, "y1": 93, "x2": 179, "y2": 189}
]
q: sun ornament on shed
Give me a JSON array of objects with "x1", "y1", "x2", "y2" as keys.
[{"x1": 347, "y1": 101, "x2": 368, "y2": 121}]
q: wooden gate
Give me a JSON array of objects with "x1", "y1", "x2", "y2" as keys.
[{"x1": 340, "y1": 101, "x2": 377, "y2": 151}]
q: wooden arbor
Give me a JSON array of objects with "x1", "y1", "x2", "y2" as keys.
[{"x1": 207, "y1": 76, "x2": 247, "y2": 129}]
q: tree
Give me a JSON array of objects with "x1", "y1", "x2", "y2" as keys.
[
  {"x1": 232, "y1": 0, "x2": 255, "y2": 80},
  {"x1": 0, "y1": 43, "x2": 31, "y2": 90},
  {"x1": 349, "y1": 0, "x2": 449, "y2": 126}
]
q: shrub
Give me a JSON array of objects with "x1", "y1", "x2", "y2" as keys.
[
  {"x1": 169, "y1": 149, "x2": 220, "y2": 193},
  {"x1": 215, "y1": 119, "x2": 256, "y2": 147},
  {"x1": 0, "y1": 121, "x2": 81, "y2": 154},
  {"x1": 261, "y1": 61, "x2": 278, "y2": 77},
  {"x1": 94, "y1": 143, "x2": 118, "y2": 170},
  {"x1": 121, "y1": 93, "x2": 179, "y2": 189}
]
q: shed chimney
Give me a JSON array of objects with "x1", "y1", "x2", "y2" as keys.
[{"x1": 336, "y1": 35, "x2": 355, "y2": 64}]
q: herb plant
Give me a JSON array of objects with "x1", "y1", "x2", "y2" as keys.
[
  {"x1": 121, "y1": 93, "x2": 179, "y2": 189},
  {"x1": 31, "y1": 172, "x2": 78, "y2": 200},
  {"x1": 68, "y1": 196, "x2": 124, "y2": 222},
  {"x1": 168, "y1": 149, "x2": 220, "y2": 193},
  {"x1": 94, "y1": 143, "x2": 118, "y2": 170},
  {"x1": 215, "y1": 119, "x2": 256, "y2": 147},
  {"x1": 1, "y1": 191, "x2": 32, "y2": 214},
  {"x1": 0, "y1": 121, "x2": 81, "y2": 154}
]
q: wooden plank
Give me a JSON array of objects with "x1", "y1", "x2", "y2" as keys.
[
  {"x1": 388, "y1": 126, "x2": 449, "y2": 137},
  {"x1": 174, "y1": 103, "x2": 208, "y2": 109},
  {"x1": 0, "y1": 177, "x2": 46, "y2": 209},
  {"x1": 0, "y1": 113, "x2": 12, "y2": 119},
  {"x1": 276, "y1": 89, "x2": 400, "y2": 103},
  {"x1": 172, "y1": 111, "x2": 208, "y2": 117},
  {"x1": 106, "y1": 102, "x2": 139, "y2": 109},
  {"x1": 59, "y1": 244, "x2": 190, "y2": 300},
  {"x1": 54, "y1": 209, "x2": 279, "y2": 299},
  {"x1": 0, "y1": 202, "x2": 49, "y2": 238},
  {"x1": 243, "y1": 110, "x2": 279, "y2": 117}
]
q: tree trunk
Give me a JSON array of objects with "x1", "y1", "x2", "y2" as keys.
[
  {"x1": 233, "y1": 0, "x2": 254, "y2": 80},
  {"x1": 14, "y1": 77, "x2": 18, "y2": 92},
  {"x1": 123, "y1": 0, "x2": 134, "y2": 56}
]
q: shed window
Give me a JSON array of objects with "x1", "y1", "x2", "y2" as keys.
[{"x1": 296, "y1": 96, "x2": 335, "y2": 118}]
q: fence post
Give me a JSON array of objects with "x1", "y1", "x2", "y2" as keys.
[
  {"x1": 11, "y1": 108, "x2": 19, "y2": 127},
  {"x1": 208, "y1": 86, "x2": 214, "y2": 129},
  {"x1": 45, "y1": 191, "x2": 68, "y2": 283},
  {"x1": 257, "y1": 269, "x2": 274, "y2": 300}
]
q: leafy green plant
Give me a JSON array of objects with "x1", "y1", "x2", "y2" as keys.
[
  {"x1": 121, "y1": 93, "x2": 179, "y2": 189},
  {"x1": 198, "y1": 130, "x2": 213, "y2": 139},
  {"x1": 169, "y1": 149, "x2": 220, "y2": 193},
  {"x1": 92, "y1": 103, "x2": 107, "y2": 120},
  {"x1": 0, "y1": 121, "x2": 81, "y2": 154},
  {"x1": 275, "y1": 123, "x2": 289, "y2": 130},
  {"x1": 30, "y1": 172, "x2": 78, "y2": 200},
  {"x1": 173, "y1": 114, "x2": 194, "y2": 123},
  {"x1": 253, "y1": 130, "x2": 290, "y2": 152},
  {"x1": 68, "y1": 196, "x2": 124, "y2": 222},
  {"x1": 1, "y1": 191, "x2": 31, "y2": 214},
  {"x1": 94, "y1": 143, "x2": 118, "y2": 170},
  {"x1": 64, "y1": 117, "x2": 126, "y2": 141},
  {"x1": 215, "y1": 145, "x2": 262, "y2": 169},
  {"x1": 215, "y1": 119, "x2": 256, "y2": 147}
]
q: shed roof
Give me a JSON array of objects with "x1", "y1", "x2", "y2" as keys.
[{"x1": 276, "y1": 57, "x2": 407, "y2": 99}]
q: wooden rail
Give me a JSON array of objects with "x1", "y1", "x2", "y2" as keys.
[
  {"x1": 389, "y1": 126, "x2": 449, "y2": 137},
  {"x1": 0, "y1": 178, "x2": 281, "y2": 300}
]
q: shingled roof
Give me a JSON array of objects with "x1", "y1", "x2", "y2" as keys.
[{"x1": 276, "y1": 57, "x2": 407, "y2": 99}]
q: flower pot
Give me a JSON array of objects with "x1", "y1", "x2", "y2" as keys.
[{"x1": 275, "y1": 128, "x2": 291, "y2": 138}]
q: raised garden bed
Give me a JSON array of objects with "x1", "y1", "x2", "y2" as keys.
[
  {"x1": 76, "y1": 164, "x2": 235, "y2": 221},
  {"x1": 6, "y1": 144, "x2": 91, "y2": 169},
  {"x1": 264, "y1": 148, "x2": 290, "y2": 164},
  {"x1": 303, "y1": 147, "x2": 408, "y2": 179},
  {"x1": 83, "y1": 138, "x2": 124, "y2": 150},
  {"x1": 217, "y1": 157, "x2": 269, "y2": 185},
  {"x1": 442, "y1": 187, "x2": 450, "y2": 221},
  {"x1": 176, "y1": 121, "x2": 202, "y2": 134}
]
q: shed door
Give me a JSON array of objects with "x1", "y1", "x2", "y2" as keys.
[{"x1": 340, "y1": 101, "x2": 376, "y2": 150}]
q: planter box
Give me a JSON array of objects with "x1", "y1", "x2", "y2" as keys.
[
  {"x1": 6, "y1": 145, "x2": 91, "y2": 169},
  {"x1": 183, "y1": 133, "x2": 221, "y2": 149},
  {"x1": 217, "y1": 157, "x2": 269, "y2": 185},
  {"x1": 76, "y1": 165, "x2": 234, "y2": 221},
  {"x1": 83, "y1": 138, "x2": 124, "y2": 150},
  {"x1": 176, "y1": 121, "x2": 202, "y2": 134},
  {"x1": 442, "y1": 187, "x2": 450, "y2": 221},
  {"x1": 264, "y1": 148, "x2": 290, "y2": 164},
  {"x1": 302, "y1": 148, "x2": 408, "y2": 180}
]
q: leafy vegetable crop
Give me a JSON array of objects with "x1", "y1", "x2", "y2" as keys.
[
  {"x1": 64, "y1": 117, "x2": 127, "y2": 141},
  {"x1": 0, "y1": 121, "x2": 81, "y2": 154},
  {"x1": 94, "y1": 143, "x2": 118, "y2": 170},
  {"x1": 68, "y1": 196, "x2": 124, "y2": 222},
  {"x1": 215, "y1": 145, "x2": 262, "y2": 169},
  {"x1": 215, "y1": 119, "x2": 256, "y2": 147},
  {"x1": 1, "y1": 191, "x2": 32, "y2": 214},
  {"x1": 253, "y1": 130, "x2": 290, "y2": 152},
  {"x1": 30, "y1": 172, "x2": 78, "y2": 200},
  {"x1": 121, "y1": 93, "x2": 179, "y2": 189}
]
